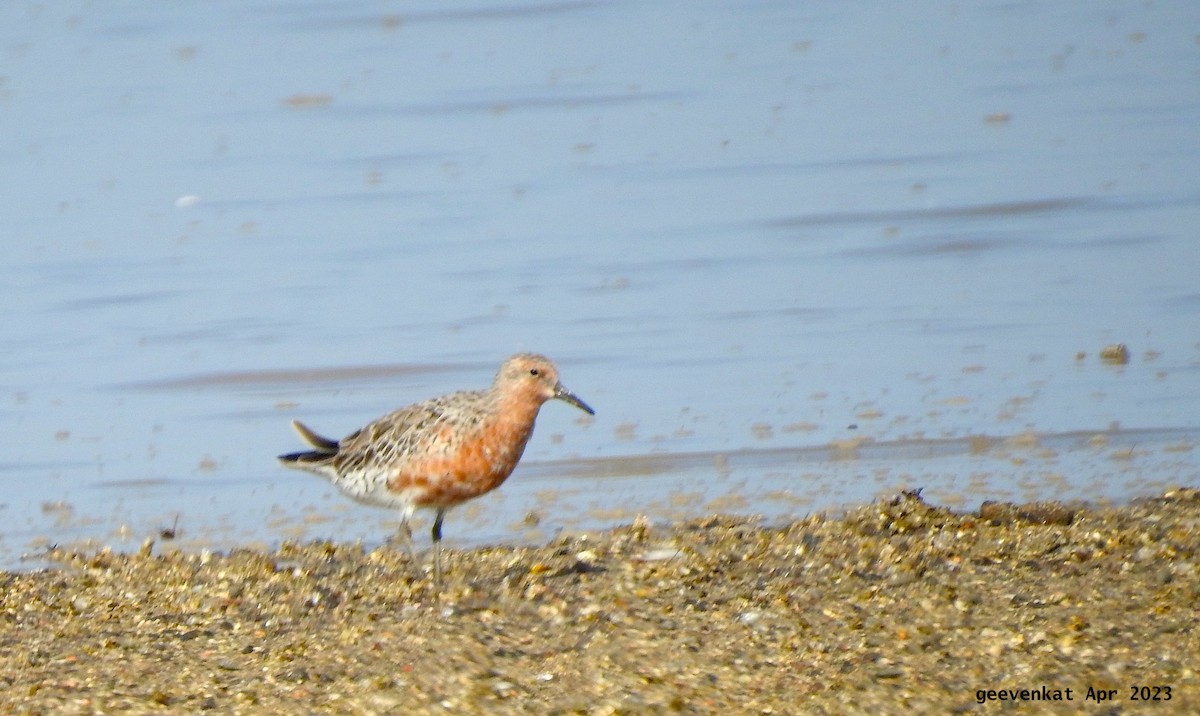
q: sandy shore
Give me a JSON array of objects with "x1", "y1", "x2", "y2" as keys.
[{"x1": 2, "y1": 488, "x2": 1197, "y2": 714}]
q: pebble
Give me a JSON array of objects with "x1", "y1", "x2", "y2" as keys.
[{"x1": 2, "y1": 487, "x2": 1197, "y2": 713}]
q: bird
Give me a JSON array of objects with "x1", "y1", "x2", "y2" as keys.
[{"x1": 278, "y1": 353, "x2": 594, "y2": 584}]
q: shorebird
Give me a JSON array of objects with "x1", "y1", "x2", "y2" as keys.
[{"x1": 278, "y1": 353, "x2": 594, "y2": 583}]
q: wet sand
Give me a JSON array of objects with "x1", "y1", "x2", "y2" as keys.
[{"x1": 2, "y1": 488, "x2": 1197, "y2": 714}]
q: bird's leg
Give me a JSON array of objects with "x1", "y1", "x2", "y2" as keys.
[
  {"x1": 431, "y1": 508, "x2": 446, "y2": 587},
  {"x1": 394, "y1": 507, "x2": 417, "y2": 566}
]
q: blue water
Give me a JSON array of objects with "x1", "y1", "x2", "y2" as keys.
[{"x1": 2, "y1": 1, "x2": 1198, "y2": 566}]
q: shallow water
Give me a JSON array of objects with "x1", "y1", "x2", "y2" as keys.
[{"x1": 2, "y1": 1, "x2": 1198, "y2": 567}]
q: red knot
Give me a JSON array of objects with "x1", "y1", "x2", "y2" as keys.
[{"x1": 278, "y1": 353, "x2": 594, "y2": 583}]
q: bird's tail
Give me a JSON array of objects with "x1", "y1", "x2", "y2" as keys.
[
  {"x1": 291, "y1": 420, "x2": 340, "y2": 451},
  {"x1": 278, "y1": 420, "x2": 340, "y2": 465}
]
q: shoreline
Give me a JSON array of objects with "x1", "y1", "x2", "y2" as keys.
[{"x1": 3, "y1": 487, "x2": 1197, "y2": 713}]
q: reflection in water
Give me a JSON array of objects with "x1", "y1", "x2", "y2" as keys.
[
  {"x1": 769, "y1": 196, "x2": 1096, "y2": 228},
  {"x1": 128, "y1": 362, "x2": 481, "y2": 390}
]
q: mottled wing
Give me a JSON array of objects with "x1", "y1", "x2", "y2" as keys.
[{"x1": 331, "y1": 390, "x2": 487, "y2": 477}]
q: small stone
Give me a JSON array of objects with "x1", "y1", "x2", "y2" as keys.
[
  {"x1": 635, "y1": 547, "x2": 682, "y2": 562},
  {"x1": 1100, "y1": 343, "x2": 1130, "y2": 365}
]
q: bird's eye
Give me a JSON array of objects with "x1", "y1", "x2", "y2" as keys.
[{"x1": 529, "y1": 368, "x2": 539, "y2": 376}]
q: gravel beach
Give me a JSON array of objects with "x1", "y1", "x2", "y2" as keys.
[{"x1": 2, "y1": 488, "x2": 1197, "y2": 714}]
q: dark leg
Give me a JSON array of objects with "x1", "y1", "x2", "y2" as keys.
[
  {"x1": 432, "y1": 509, "x2": 444, "y2": 543},
  {"x1": 431, "y1": 509, "x2": 445, "y2": 586}
]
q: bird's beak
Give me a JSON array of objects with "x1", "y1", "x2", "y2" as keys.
[{"x1": 554, "y1": 383, "x2": 595, "y2": 415}]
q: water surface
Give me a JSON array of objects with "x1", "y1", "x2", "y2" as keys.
[{"x1": 2, "y1": 1, "x2": 1198, "y2": 566}]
